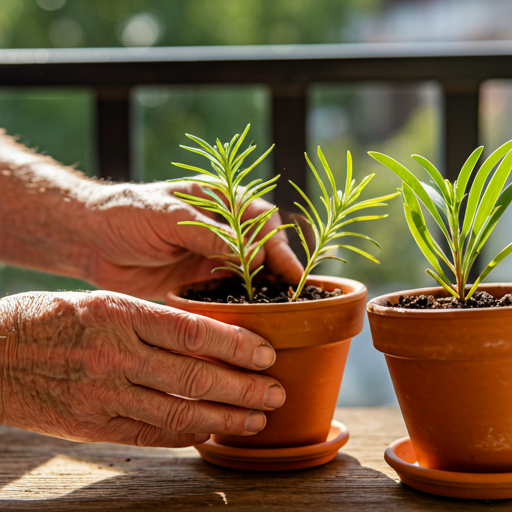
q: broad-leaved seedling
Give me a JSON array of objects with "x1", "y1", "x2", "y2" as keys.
[
  {"x1": 290, "y1": 147, "x2": 399, "y2": 300},
  {"x1": 170, "y1": 124, "x2": 291, "y2": 302},
  {"x1": 370, "y1": 141, "x2": 512, "y2": 300}
]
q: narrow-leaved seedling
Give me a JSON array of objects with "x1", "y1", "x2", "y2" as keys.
[
  {"x1": 369, "y1": 141, "x2": 512, "y2": 300},
  {"x1": 170, "y1": 124, "x2": 291, "y2": 302},
  {"x1": 290, "y1": 147, "x2": 399, "y2": 300}
]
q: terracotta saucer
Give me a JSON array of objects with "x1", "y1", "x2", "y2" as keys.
[
  {"x1": 385, "y1": 437, "x2": 512, "y2": 500},
  {"x1": 194, "y1": 420, "x2": 348, "y2": 471}
]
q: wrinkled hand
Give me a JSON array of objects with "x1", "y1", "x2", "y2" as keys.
[
  {"x1": 84, "y1": 181, "x2": 303, "y2": 300},
  {"x1": 0, "y1": 291, "x2": 285, "y2": 447}
]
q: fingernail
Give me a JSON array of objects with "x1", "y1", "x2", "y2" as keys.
[
  {"x1": 264, "y1": 384, "x2": 286, "y2": 409},
  {"x1": 253, "y1": 345, "x2": 276, "y2": 369},
  {"x1": 245, "y1": 410, "x2": 266, "y2": 433},
  {"x1": 194, "y1": 433, "x2": 210, "y2": 444}
]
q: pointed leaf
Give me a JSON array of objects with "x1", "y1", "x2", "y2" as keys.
[
  {"x1": 305, "y1": 152, "x2": 329, "y2": 203},
  {"x1": 472, "y1": 149, "x2": 512, "y2": 237},
  {"x1": 368, "y1": 152, "x2": 450, "y2": 239},
  {"x1": 462, "y1": 140, "x2": 512, "y2": 241},
  {"x1": 402, "y1": 184, "x2": 454, "y2": 278},
  {"x1": 425, "y1": 269, "x2": 458, "y2": 298},
  {"x1": 455, "y1": 146, "x2": 484, "y2": 203},
  {"x1": 412, "y1": 155, "x2": 450, "y2": 202},
  {"x1": 229, "y1": 124, "x2": 251, "y2": 164},
  {"x1": 338, "y1": 245, "x2": 380, "y2": 264},
  {"x1": 467, "y1": 242, "x2": 512, "y2": 299}
]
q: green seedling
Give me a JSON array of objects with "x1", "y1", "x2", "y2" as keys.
[
  {"x1": 290, "y1": 147, "x2": 399, "y2": 300},
  {"x1": 369, "y1": 140, "x2": 512, "y2": 300},
  {"x1": 169, "y1": 124, "x2": 291, "y2": 302}
]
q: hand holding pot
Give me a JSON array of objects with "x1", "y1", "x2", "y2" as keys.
[{"x1": 0, "y1": 291, "x2": 285, "y2": 447}]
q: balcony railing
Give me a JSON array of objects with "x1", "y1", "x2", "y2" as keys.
[{"x1": 2, "y1": 40, "x2": 512, "y2": 272}]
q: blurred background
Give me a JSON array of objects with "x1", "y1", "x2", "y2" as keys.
[{"x1": 2, "y1": 0, "x2": 512, "y2": 406}]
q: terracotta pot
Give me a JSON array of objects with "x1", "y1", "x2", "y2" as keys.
[
  {"x1": 367, "y1": 283, "x2": 512, "y2": 473},
  {"x1": 166, "y1": 275, "x2": 366, "y2": 449}
]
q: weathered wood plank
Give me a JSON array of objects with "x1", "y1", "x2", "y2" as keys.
[{"x1": 0, "y1": 407, "x2": 508, "y2": 511}]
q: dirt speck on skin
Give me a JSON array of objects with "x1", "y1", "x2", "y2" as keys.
[
  {"x1": 388, "y1": 291, "x2": 512, "y2": 310},
  {"x1": 183, "y1": 277, "x2": 342, "y2": 304}
]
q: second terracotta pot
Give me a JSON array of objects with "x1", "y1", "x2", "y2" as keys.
[
  {"x1": 167, "y1": 275, "x2": 367, "y2": 449},
  {"x1": 368, "y1": 283, "x2": 512, "y2": 473}
]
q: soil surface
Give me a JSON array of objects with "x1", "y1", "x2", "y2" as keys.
[
  {"x1": 388, "y1": 291, "x2": 512, "y2": 310},
  {"x1": 183, "y1": 277, "x2": 342, "y2": 304}
]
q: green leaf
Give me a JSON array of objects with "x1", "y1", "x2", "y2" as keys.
[
  {"x1": 334, "y1": 214, "x2": 389, "y2": 228},
  {"x1": 244, "y1": 209, "x2": 276, "y2": 249},
  {"x1": 178, "y1": 145, "x2": 224, "y2": 171},
  {"x1": 305, "y1": 152, "x2": 329, "y2": 204},
  {"x1": 247, "y1": 225, "x2": 292, "y2": 265},
  {"x1": 412, "y1": 155, "x2": 450, "y2": 202},
  {"x1": 294, "y1": 203, "x2": 320, "y2": 243},
  {"x1": 250, "y1": 265, "x2": 265, "y2": 281},
  {"x1": 467, "y1": 242, "x2": 512, "y2": 299},
  {"x1": 461, "y1": 140, "x2": 512, "y2": 241},
  {"x1": 229, "y1": 124, "x2": 250, "y2": 164},
  {"x1": 338, "y1": 245, "x2": 380, "y2": 264},
  {"x1": 171, "y1": 162, "x2": 220, "y2": 180},
  {"x1": 470, "y1": 182, "x2": 512, "y2": 259},
  {"x1": 455, "y1": 146, "x2": 484, "y2": 203},
  {"x1": 317, "y1": 146, "x2": 337, "y2": 200},
  {"x1": 368, "y1": 152, "x2": 450, "y2": 240},
  {"x1": 421, "y1": 181, "x2": 449, "y2": 226},
  {"x1": 237, "y1": 144, "x2": 274, "y2": 178},
  {"x1": 425, "y1": 269, "x2": 459, "y2": 298},
  {"x1": 328, "y1": 232, "x2": 381, "y2": 249},
  {"x1": 289, "y1": 180, "x2": 323, "y2": 228},
  {"x1": 345, "y1": 174, "x2": 374, "y2": 206},
  {"x1": 345, "y1": 151, "x2": 353, "y2": 204},
  {"x1": 471, "y1": 149, "x2": 512, "y2": 238},
  {"x1": 185, "y1": 133, "x2": 218, "y2": 157},
  {"x1": 402, "y1": 184, "x2": 453, "y2": 279},
  {"x1": 294, "y1": 222, "x2": 311, "y2": 260}
]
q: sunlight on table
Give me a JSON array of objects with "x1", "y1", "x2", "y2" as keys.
[{"x1": 0, "y1": 454, "x2": 123, "y2": 501}]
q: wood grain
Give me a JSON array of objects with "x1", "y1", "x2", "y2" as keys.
[{"x1": 0, "y1": 407, "x2": 508, "y2": 511}]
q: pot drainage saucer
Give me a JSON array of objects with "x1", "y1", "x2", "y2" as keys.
[
  {"x1": 385, "y1": 437, "x2": 512, "y2": 500},
  {"x1": 194, "y1": 420, "x2": 348, "y2": 471}
]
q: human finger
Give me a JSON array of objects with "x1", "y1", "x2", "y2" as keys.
[
  {"x1": 134, "y1": 305, "x2": 277, "y2": 371},
  {"x1": 126, "y1": 346, "x2": 285, "y2": 410},
  {"x1": 115, "y1": 386, "x2": 267, "y2": 436}
]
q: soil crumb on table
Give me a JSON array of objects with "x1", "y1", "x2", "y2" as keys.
[
  {"x1": 183, "y1": 277, "x2": 342, "y2": 304},
  {"x1": 388, "y1": 291, "x2": 512, "y2": 309}
]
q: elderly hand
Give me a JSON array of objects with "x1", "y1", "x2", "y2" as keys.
[
  {"x1": 84, "y1": 180, "x2": 303, "y2": 300},
  {"x1": 0, "y1": 290, "x2": 285, "y2": 447}
]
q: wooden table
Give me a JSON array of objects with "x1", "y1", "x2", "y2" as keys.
[{"x1": 0, "y1": 407, "x2": 509, "y2": 511}]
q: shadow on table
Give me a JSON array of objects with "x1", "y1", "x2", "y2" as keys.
[{"x1": 0, "y1": 444, "x2": 510, "y2": 512}]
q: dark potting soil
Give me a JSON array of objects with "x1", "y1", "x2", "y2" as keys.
[
  {"x1": 388, "y1": 291, "x2": 512, "y2": 310},
  {"x1": 183, "y1": 277, "x2": 342, "y2": 304}
]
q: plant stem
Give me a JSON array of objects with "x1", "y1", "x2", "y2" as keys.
[
  {"x1": 224, "y1": 151, "x2": 254, "y2": 302},
  {"x1": 449, "y1": 208, "x2": 466, "y2": 300},
  {"x1": 291, "y1": 250, "x2": 318, "y2": 301}
]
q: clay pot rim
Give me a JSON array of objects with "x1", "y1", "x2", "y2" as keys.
[
  {"x1": 167, "y1": 275, "x2": 366, "y2": 314},
  {"x1": 367, "y1": 282, "x2": 512, "y2": 318}
]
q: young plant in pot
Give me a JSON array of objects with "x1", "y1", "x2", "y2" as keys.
[
  {"x1": 367, "y1": 141, "x2": 512, "y2": 500},
  {"x1": 165, "y1": 125, "x2": 397, "y2": 470}
]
